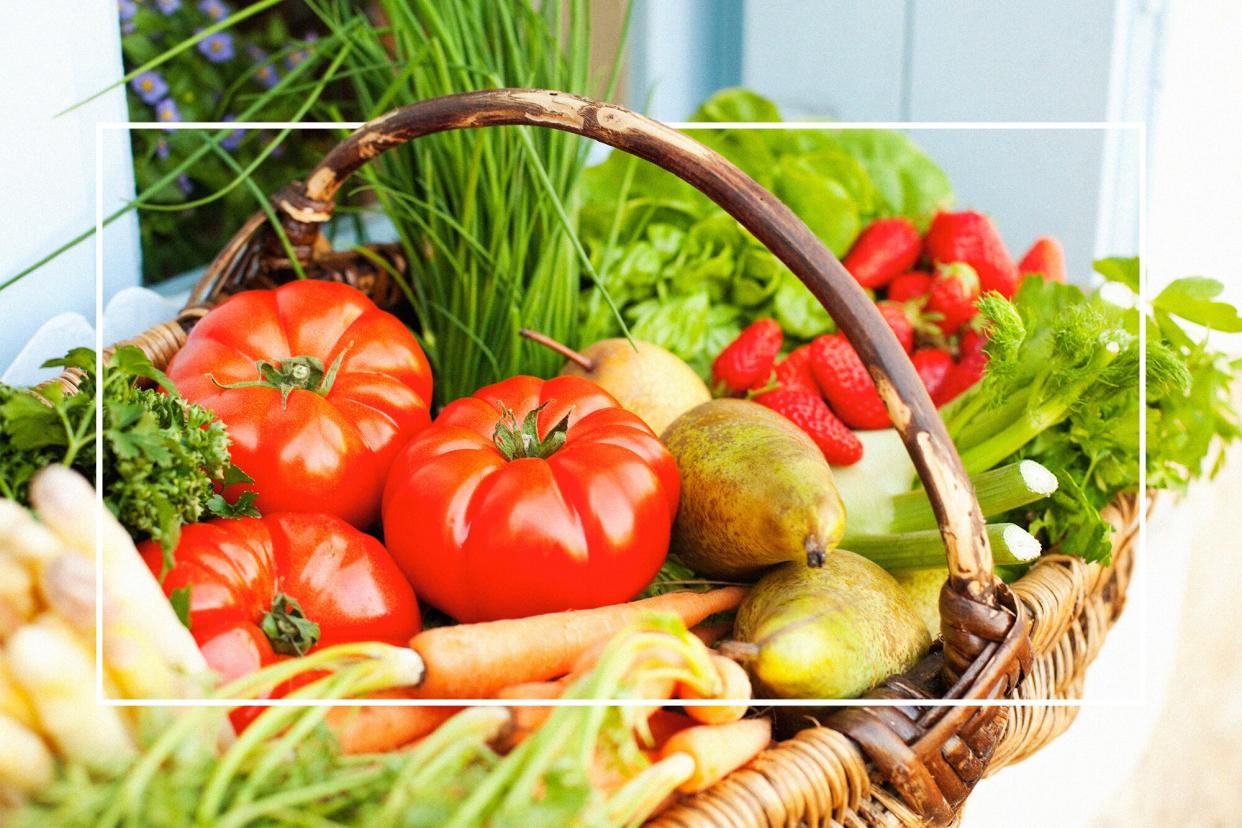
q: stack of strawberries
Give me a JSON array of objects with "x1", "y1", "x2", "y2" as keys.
[{"x1": 710, "y1": 210, "x2": 1066, "y2": 466}]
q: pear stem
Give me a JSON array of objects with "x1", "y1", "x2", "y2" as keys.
[{"x1": 520, "y1": 328, "x2": 594, "y2": 371}]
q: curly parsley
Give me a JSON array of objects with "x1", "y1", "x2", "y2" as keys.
[{"x1": 0, "y1": 346, "x2": 257, "y2": 568}]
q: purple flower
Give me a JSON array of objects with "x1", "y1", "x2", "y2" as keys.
[
  {"x1": 155, "y1": 0, "x2": 181, "y2": 13},
  {"x1": 198, "y1": 0, "x2": 230, "y2": 21},
  {"x1": 220, "y1": 115, "x2": 243, "y2": 151},
  {"x1": 118, "y1": 0, "x2": 138, "y2": 21},
  {"x1": 284, "y1": 35, "x2": 318, "y2": 70},
  {"x1": 245, "y1": 45, "x2": 280, "y2": 88},
  {"x1": 130, "y1": 72, "x2": 169, "y2": 105},
  {"x1": 121, "y1": 21, "x2": 136, "y2": 35},
  {"x1": 155, "y1": 139, "x2": 170, "y2": 159},
  {"x1": 254, "y1": 62, "x2": 279, "y2": 89},
  {"x1": 197, "y1": 31, "x2": 235, "y2": 63},
  {"x1": 155, "y1": 98, "x2": 181, "y2": 127},
  {"x1": 177, "y1": 173, "x2": 193, "y2": 194}
]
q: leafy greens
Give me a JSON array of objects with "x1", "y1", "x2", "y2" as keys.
[
  {"x1": 577, "y1": 88, "x2": 954, "y2": 376},
  {"x1": 941, "y1": 260, "x2": 1240, "y2": 563},
  {"x1": 0, "y1": 346, "x2": 255, "y2": 563}
]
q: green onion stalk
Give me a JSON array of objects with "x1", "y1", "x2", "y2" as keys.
[{"x1": 306, "y1": 0, "x2": 633, "y2": 404}]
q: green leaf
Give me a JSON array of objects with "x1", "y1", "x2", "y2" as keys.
[
  {"x1": 207, "y1": 491, "x2": 261, "y2": 519},
  {"x1": 170, "y1": 586, "x2": 193, "y2": 630},
  {"x1": 1092, "y1": 256, "x2": 1140, "y2": 292},
  {"x1": 1, "y1": 391, "x2": 70, "y2": 451},
  {"x1": 1154, "y1": 277, "x2": 1242, "y2": 332},
  {"x1": 219, "y1": 463, "x2": 254, "y2": 488},
  {"x1": 773, "y1": 272, "x2": 835, "y2": 339},
  {"x1": 690, "y1": 88, "x2": 783, "y2": 123},
  {"x1": 108, "y1": 345, "x2": 180, "y2": 396},
  {"x1": 41, "y1": 347, "x2": 95, "y2": 373},
  {"x1": 774, "y1": 157, "x2": 861, "y2": 256},
  {"x1": 830, "y1": 130, "x2": 953, "y2": 229}
]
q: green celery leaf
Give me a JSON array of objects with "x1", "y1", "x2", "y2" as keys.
[
  {"x1": 1154, "y1": 276, "x2": 1242, "y2": 332},
  {"x1": 1093, "y1": 256, "x2": 1140, "y2": 291}
]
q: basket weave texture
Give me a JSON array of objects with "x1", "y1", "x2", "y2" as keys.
[{"x1": 89, "y1": 90, "x2": 1143, "y2": 827}]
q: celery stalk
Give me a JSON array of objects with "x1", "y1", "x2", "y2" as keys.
[
  {"x1": 842, "y1": 523, "x2": 1042, "y2": 571},
  {"x1": 886, "y1": 460, "x2": 1058, "y2": 533}
]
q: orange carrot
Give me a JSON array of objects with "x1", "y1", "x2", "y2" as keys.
[
  {"x1": 659, "y1": 718, "x2": 772, "y2": 793},
  {"x1": 325, "y1": 689, "x2": 461, "y2": 754},
  {"x1": 408, "y1": 587, "x2": 747, "y2": 698},
  {"x1": 643, "y1": 709, "x2": 697, "y2": 750},
  {"x1": 689, "y1": 619, "x2": 733, "y2": 648},
  {"x1": 497, "y1": 680, "x2": 566, "y2": 744},
  {"x1": 678, "y1": 654, "x2": 752, "y2": 724}
]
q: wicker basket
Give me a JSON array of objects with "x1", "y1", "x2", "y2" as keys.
[{"x1": 90, "y1": 90, "x2": 1142, "y2": 827}]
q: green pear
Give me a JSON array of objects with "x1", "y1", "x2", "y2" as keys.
[
  {"x1": 891, "y1": 567, "x2": 946, "y2": 639},
  {"x1": 730, "y1": 552, "x2": 930, "y2": 699},
  {"x1": 533, "y1": 332, "x2": 710, "y2": 436},
  {"x1": 660, "y1": 398, "x2": 846, "y2": 579}
]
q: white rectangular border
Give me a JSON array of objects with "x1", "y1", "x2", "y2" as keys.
[{"x1": 95, "y1": 120, "x2": 1146, "y2": 708}]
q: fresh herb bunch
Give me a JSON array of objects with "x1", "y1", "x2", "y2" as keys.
[
  {"x1": 577, "y1": 88, "x2": 954, "y2": 376},
  {"x1": 0, "y1": 346, "x2": 254, "y2": 560},
  {"x1": 305, "y1": 0, "x2": 629, "y2": 404},
  {"x1": 118, "y1": 0, "x2": 331, "y2": 282},
  {"x1": 943, "y1": 259, "x2": 1241, "y2": 563}
]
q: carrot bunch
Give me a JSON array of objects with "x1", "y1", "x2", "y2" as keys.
[
  {"x1": 324, "y1": 591, "x2": 770, "y2": 825},
  {"x1": 435, "y1": 611, "x2": 770, "y2": 826}
]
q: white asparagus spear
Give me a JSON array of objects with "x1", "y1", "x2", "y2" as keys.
[
  {"x1": 5, "y1": 614, "x2": 138, "y2": 775},
  {"x1": 0, "y1": 499, "x2": 60, "y2": 566},
  {"x1": 29, "y1": 467, "x2": 212, "y2": 698},
  {"x1": 0, "y1": 712, "x2": 54, "y2": 797}
]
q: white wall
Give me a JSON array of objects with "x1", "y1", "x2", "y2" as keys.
[
  {"x1": 0, "y1": 0, "x2": 142, "y2": 369},
  {"x1": 740, "y1": 0, "x2": 1151, "y2": 281},
  {"x1": 1147, "y1": 0, "x2": 1242, "y2": 304}
]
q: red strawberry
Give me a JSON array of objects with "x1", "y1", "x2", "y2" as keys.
[
  {"x1": 958, "y1": 327, "x2": 989, "y2": 360},
  {"x1": 926, "y1": 210, "x2": 1018, "y2": 297},
  {"x1": 887, "y1": 271, "x2": 933, "y2": 303},
  {"x1": 926, "y1": 263, "x2": 981, "y2": 335},
  {"x1": 910, "y1": 348, "x2": 954, "y2": 401},
  {"x1": 876, "y1": 301, "x2": 915, "y2": 353},
  {"x1": 773, "y1": 345, "x2": 819, "y2": 395},
  {"x1": 711, "y1": 319, "x2": 783, "y2": 396},
  {"x1": 842, "y1": 218, "x2": 922, "y2": 289},
  {"x1": 756, "y1": 389, "x2": 863, "y2": 465},
  {"x1": 1018, "y1": 236, "x2": 1066, "y2": 283},
  {"x1": 935, "y1": 341, "x2": 988, "y2": 406},
  {"x1": 809, "y1": 334, "x2": 890, "y2": 430}
]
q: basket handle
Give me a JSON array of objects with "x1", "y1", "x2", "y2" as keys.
[{"x1": 279, "y1": 89, "x2": 1000, "y2": 618}]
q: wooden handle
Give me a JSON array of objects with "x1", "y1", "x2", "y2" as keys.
[{"x1": 281, "y1": 88, "x2": 997, "y2": 608}]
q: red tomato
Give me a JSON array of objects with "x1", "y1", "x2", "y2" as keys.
[
  {"x1": 165, "y1": 281, "x2": 433, "y2": 529},
  {"x1": 140, "y1": 512, "x2": 421, "y2": 728},
  {"x1": 382, "y1": 375, "x2": 679, "y2": 622}
]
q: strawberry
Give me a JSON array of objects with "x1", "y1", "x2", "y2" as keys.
[
  {"x1": 925, "y1": 210, "x2": 1018, "y2": 297},
  {"x1": 756, "y1": 389, "x2": 863, "y2": 465},
  {"x1": 935, "y1": 338, "x2": 988, "y2": 406},
  {"x1": 773, "y1": 345, "x2": 819, "y2": 395},
  {"x1": 711, "y1": 318, "x2": 783, "y2": 396},
  {"x1": 876, "y1": 300, "x2": 915, "y2": 353},
  {"x1": 809, "y1": 334, "x2": 890, "y2": 430},
  {"x1": 910, "y1": 348, "x2": 954, "y2": 401},
  {"x1": 1018, "y1": 236, "x2": 1066, "y2": 283},
  {"x1": 926, "y1": 262, "x2": 981, "y2": 335},
  {"x1": 887, "y1": 271, "x2": 933, "y2": 303},
  {"x1": 957, "y1": 327, "x2": 989, "y2": 360},
  {"x1": 842, "y1": 218, "x2": 922, "y2": 289}
]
